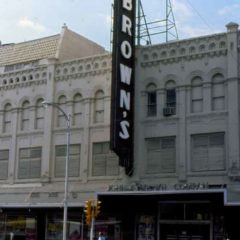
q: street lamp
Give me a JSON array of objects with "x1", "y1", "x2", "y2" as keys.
[{"x1": 42, "y1": 100, "x2": 71, "y2": 240}]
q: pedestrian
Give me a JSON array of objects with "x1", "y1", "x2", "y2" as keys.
[{"x1": 98, "y1": 232, "x2": 106, "y2": 240}]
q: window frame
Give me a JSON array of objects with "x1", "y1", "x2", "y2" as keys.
[
  {"x1": 57, "y1": 95, "x2": 67, "y2": 127},
  {"x1": 92, "y1": 142, "x2": 119, "y2": 177},
  {"x1": 35, "y1": 98, "x2": 44, "y2": 129},
  {"x1": 0, "y1": 149, "x2": 9, "y2": 180},
  {"x1": 191, "y1": 132, "x2": 225, "y2": 172},
  {"x1": 94, "y1": 90, "x2": 104, "y2": 123},
  {"x1": 191, "y1": 77, "x2": 203, "y2": 113},
  {"x1": 55, "y1": 144, "x2": 81, "y2": 178},
  {"x1": 3, "y1": 103, "x2": 12, "y2": 133},
  {"x1": 145, "y1": 136, "x2": 176, "y2": 174},
  {"x1": 211, "y1": 74, "x2": 225, "y2": 111},
  {"x1": 146, "y1": 83, "x2": 157, "y2": 117},
  {"x1": 21, "y1": 100, "x2": 30, "y2": 131},
  {"x1": 166, "y1": 89, "x2": 176, "y2": 108},
  {"x1": 72, "y1": 93, "x2": 83, "y2": 126},
  {"x1": 18, "y1": 147, "x2": 42, "y2": 179}
]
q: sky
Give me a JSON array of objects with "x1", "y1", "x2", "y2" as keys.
[{"x1": 1, "y1": 0, "x2": 240, "y2": 50}]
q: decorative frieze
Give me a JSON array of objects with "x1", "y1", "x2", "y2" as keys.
[
  {"x1": 0, "y1": 66, "x2": 48, "y2": 89},
  {"x1": 139, "y1": 33, "x2": 228, "y2": 67},
  {"x1": 54, "y1": 54, "x2": 111, "y2": 81},
  {"x1": 0, "y1": 54, "x2": 112, "y2": 88}
]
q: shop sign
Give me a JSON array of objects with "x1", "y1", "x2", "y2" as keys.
[
  {"x1": 108, "y1": 182, "x2": 211, "y2": 192},
  {"x1": 110, "y1": 0, "x2": 136, "y2": 175}
]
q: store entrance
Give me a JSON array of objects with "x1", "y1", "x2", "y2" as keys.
[{"x1": 158, "y1": 201, "x2": 211, "y2": 240}]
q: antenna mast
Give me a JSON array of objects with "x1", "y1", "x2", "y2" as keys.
[
  {"x1": 136, "y1": 0, "x2": 151, "y2": 45},
  {"x1": 136, "y1": 0, "x2": 178, "y2": 45}
]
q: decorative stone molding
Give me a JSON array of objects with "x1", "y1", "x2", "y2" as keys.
[
  {"x1": 0, "y1": 66, "x2": 48, "y2": 89},
  {"x1": 54, "y1": 54, "x2": 111, "y2": 81},
  {"x1": 48, "y1": 192, "x2": 58, "y2": 198},
  {"x1": 139, "y1": 33, "x2": 227, "y2": 67}
]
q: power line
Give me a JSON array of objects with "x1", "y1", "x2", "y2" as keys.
[{"x1": 185, "y1": 0, "x2": 215, "y2": 33}]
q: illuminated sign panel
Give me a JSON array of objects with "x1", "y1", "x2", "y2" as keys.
[{"x1": 111, "y1": 0, "x2": 136, "y2": 175}]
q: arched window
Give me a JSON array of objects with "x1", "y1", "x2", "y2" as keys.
[
  {"x1": 191, "y1": 76, "x2": 203, "y2": 113},
  {"x1": 35, "y1": 98, "x2": 44, "y2": 129},
  {"x1": 21, "y1": 100, "x2": 30, "y2": 131},
  {"x1": 94, "y1": 90, "x2": 104, "y2": 123},
  {"x1": 163, "y1": 81, "x2": 176, "y2": 116},
  {"x1": 73, "y1": 93, "x2": 83, "y2": 126},
  {"x1": 3, "y1": 103, "x2": 12, "y2": 133},
  {"x1": 146, "y1": 83, "x2": 157, "y2": 117},
  {"x1": 212, "y1": 73, "x2": 225, "y2": 111},
  {"x1": 57, "y1": 95, "x2": 67, "y2": 127}
]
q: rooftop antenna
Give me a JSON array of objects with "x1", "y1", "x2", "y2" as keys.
[
  {"x1": 110, "y1": 0, "x2": 178, "y2": 49},
  {"x1": 136, "y1": 0, "x2": 151, "y2": 45},
  {"x1": 136, "y1": 0, "x2": 178, "y2": 45}
]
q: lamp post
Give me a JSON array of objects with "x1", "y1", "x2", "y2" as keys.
[{"x1": 42, "y1": 100, "x2": 71, "y2": 240}]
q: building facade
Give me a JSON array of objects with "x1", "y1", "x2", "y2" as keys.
[
  {"x1": 1, "y1": 21, "x2": 240, "y2": 240},
  {"x1": 99, "y1": 22, "x2": 240, "y2": 240},
  {"x1": 0, "y1": 25, "x2": 124, "y2": 240}
]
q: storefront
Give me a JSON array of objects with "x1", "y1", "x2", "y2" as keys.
[
  {"x1": 0, "y1": 207, "x2": 85, "y2": 240},
  {"x1": 97, "y1": 188, "x2": 239, "y2": 240},
  {"x1": 0, "y1": 188, "x2": 239, "y2": 240}
]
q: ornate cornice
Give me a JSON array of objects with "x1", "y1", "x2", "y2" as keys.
[
  {"x1": 54, "y1": 54, "x2": 112, "y2": 81},
  {"x1": 0, "y1": 66, "x2": 48, "y2": 91},
  {"x1": 138, "y1": 33, "x2": 228, "y2": 67},
  {"x1": 0, "y1": 54, "x2": 112, "y2": 89},
  {"x1": 0, "y1": 79, "x2": 47, "y2": 91}
]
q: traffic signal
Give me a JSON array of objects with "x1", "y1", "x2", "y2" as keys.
[
  {"x1": 84, "y1": 200, "x2": 92, "y2": 225},
  {"x1": 94, "y1": 200, "x2": 101, "y2": 217}
]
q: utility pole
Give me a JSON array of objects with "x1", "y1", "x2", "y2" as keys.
[{"x1": 90, "y1": 211, "x2": 95, "y2": 240}]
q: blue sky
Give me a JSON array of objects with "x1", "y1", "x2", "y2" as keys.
[{"x1": 1, "y1": 0, "x2": 240, "y2": 50}]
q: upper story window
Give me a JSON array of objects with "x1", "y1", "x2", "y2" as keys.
[
  {"x1": 166, "y1": 89, "x2": 176, "y2": 108},
  {"x1": 94, "y1": 90, "x2": 104, "y2": 123},
  {"x1": 146, "y1": 137, "x2": 176, "y2": 174},
  {"x1": 21, "y1": 100, "x2": 30, "y2": 131},
  {"x1": 55, "y1": 144, "x2": 81, "y2": 178},
  {"x1": 146, "y1": 83, "x2": 157, "y2": 117},
  {"x1": 163, "y1": 81, "x2": 176, "y2": 116},
  {"x1": 191, "y1": 76, "x2": 203, "y2": 113},
  {"x1": 73, "y1": 93, "x2": 83, "y2": 126},
  {"x1": 92, "y1": 142, "x2": 119, "y2": 177},
  {"x1": 35, "y1": 98, "x2": 44, "y2": 130},
  {"x1": 57, "y1": 95, "x2": 67, "y2": 127},
  {"x1": 212, "y1": 73, "x2": 225, "y2": 111},
  {"x1": 3, "y1": 103, "x2": 12, "y2": 133},
  {"x1": 0, "y1": 150, "x2": 9, "y2": 180},
  {"x1": 18, "y1": 147, "x2": 42, "y2": 179},
  {"x1": 191, "y1": 132, "x2": 225, "y2": 172}
]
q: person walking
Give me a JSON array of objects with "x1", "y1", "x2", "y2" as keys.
[{"x1": 98, "y1": 232, "x2": 106, "y2": 240}]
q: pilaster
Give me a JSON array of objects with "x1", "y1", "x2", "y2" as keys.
[
  {"x1": 41, "y1": 59, "x2": 57, "y2": 181},
  {"x1": 226, "y1": 23, "x2": 240, "y2": 174},
  {"x1": 177, "y1": 86, "x2": 187, "y2": 181}
]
